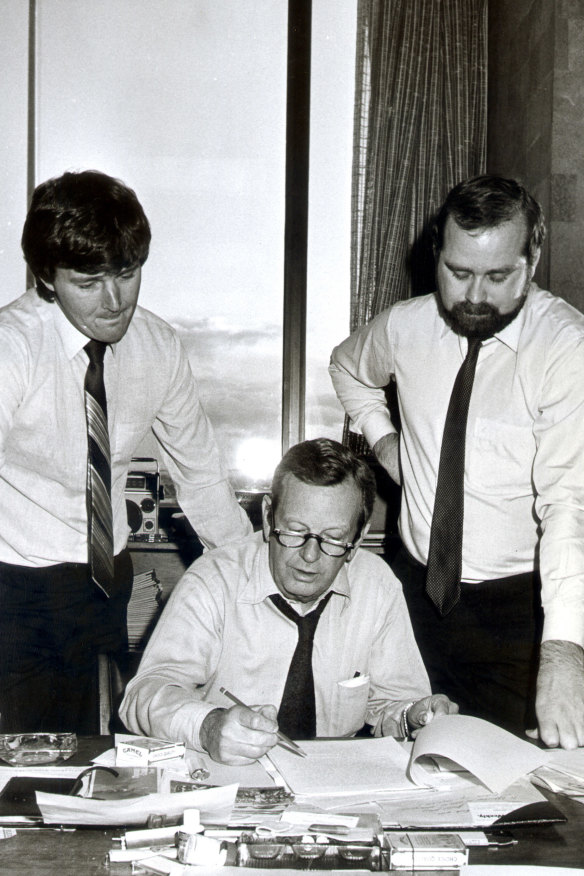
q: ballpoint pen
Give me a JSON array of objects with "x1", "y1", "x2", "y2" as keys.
[{"x1": 219, "y1": 687, "x2": 307, "y2": 758}]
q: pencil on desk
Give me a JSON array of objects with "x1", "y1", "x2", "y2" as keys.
[{"x1": 219, "y1": 686, "x2": 308, "y2": 758}]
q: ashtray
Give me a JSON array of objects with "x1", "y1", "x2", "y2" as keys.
[{"x1": 0, "y1": 732, "x2": 77, "y2": 765}]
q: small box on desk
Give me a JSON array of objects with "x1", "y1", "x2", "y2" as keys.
[
  {"x1": 116, "y1": 736, "x2": 185, "y2": 766},
  {"x1": 385, "y1": 831, "x2": 468, "y2": 870}
]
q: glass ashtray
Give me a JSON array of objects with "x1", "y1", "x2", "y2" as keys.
[{"x1": 0, "y1": 732, "x2": 77, "y2": 765}]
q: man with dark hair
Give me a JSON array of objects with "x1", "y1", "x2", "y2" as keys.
[
  {"x1": 330, "y1": 175, "x2": 584, "y2": 749},
  {"x1": 0, "y1": 170, "x2": 251, "y2": 733},
  {"x1": 120, "y1": 438, "x2": 456, "y2": 765}
]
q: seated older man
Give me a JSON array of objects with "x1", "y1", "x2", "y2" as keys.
[{"x1": 120, "y1": 438, "x2": 457, "y2": 764}]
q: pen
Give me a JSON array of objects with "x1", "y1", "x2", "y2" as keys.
[{"x1": 219, "y1": 686, "x2": 307, "y2": 758}]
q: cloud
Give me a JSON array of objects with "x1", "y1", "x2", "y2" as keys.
[
  {"x1": 171, "y1": 320, "x2": 281, "y2": 466},
  {"x1": 171, "y1": 316, "x2": 281, "y2": 347},
  {"x1": 168, "y1": 319, "x2": 345, "y2": 480}
]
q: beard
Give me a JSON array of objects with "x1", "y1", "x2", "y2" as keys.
[{"x1": 439, "y1": 289, "x2": 529, "y2": 341}]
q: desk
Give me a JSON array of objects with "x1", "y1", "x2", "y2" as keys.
[{"x1": 0, "y1": 737, "x2": 583, "y2": 875}]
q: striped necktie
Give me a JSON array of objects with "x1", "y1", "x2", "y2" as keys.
[
  {"x1": 269, "y1": 590, "x2": 333, "y2": 739},
  {"x1": 84, "y1": 340, "x2": 114, "y2": 597},
  {"x1": 425, "y1": 338, "x2": 482, "y2": 616}
]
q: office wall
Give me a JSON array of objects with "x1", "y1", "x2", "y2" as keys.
[{"x1": 488, "y1": 0, "x2": 584, "y2": 312}]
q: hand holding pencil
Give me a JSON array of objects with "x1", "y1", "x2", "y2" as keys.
[
  {"x1": 220, "y1": 687, "x2": 307, "y2": 757},
  {"x1": 199, "y1": 687, "x2": 306, "y2": 766}
]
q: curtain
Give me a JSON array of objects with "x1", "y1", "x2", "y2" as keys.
[{"x1": 350, "y1": 0, "x2": 487, "y2": 332}]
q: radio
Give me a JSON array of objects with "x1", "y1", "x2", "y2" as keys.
[{"x1": 125, "y1": 457, "x2": 160, "y2": 541}]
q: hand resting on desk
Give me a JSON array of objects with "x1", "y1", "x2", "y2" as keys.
[
  {"x1": 526, "y1": 640, "x2": 584, "y2": 749},
  {"x1": 200, "y1": 703, "x2": 279, "y2": 765}
]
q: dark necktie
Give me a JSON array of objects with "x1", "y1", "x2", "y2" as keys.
[
  {"x1": 269, "y1": 590, "x2": 333, "y2": 739},
  {"x1": 84, "y1": 340, "x2": 114, "y2": 597},
  {"x1": 425, "y1": 338, "x2": 482, "y2": 616}
]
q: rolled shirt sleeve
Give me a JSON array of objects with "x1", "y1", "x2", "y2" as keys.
[
  {"x1": 329, "y1": 308, "x2": 398, "y2": 449},
  {"x1": 531, "y1": 326, "x2": 584, "y2": 647},
  {"x1": 151, "y1": 330, "x2": 251, "y2": 550},
  {"x1": 119, "y1": 562, "x2": 228, "y2": 751}
]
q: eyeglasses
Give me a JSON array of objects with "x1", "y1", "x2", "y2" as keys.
[{"x1": 271, "y1": 527, "x2": 355, "y2": 558}]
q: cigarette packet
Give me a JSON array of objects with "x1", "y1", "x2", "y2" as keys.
[
  {"x1": 385, "y1": 831, "x2": 468, "y2": 870},
  {"x1": 116, "y1": 737, "x2": 185, "y2": 766}
]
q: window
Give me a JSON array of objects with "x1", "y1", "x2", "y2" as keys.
[{"x1": 5, "y1": 0, "x2": 354, "y2": 490}]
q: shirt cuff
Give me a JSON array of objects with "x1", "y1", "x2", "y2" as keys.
[
  {"x1": 169, "y1": 701, "x2": 218, "y2": 752},
  {"x1": 360, "y1": 413, "x2": 398, "y2": 453},
  {"x1": 371, "y1": 699, "x2": 415, "y2": 738},
  {"x1": 542, "y1": 607, "x2": 584, "y2": 650}
]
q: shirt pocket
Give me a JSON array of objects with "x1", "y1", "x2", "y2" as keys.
[
  {"x1": 328, "y1": 675, "x2": 370, "y2": 738},
  {"x1": 467, "y1": 417, "x2": 535, "y2": 496}
]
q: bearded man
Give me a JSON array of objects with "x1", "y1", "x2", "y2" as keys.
[{"x1": 330, "y1": 175, "x2": 584, "y2": 750}]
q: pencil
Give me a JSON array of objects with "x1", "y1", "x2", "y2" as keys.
[{"x1": 219, "y1": 686, "x2": 308, "y2": 758}]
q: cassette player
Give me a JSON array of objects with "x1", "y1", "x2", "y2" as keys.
[{"x1": 125, "y1": 457, "x2": 166, "y2": 542}]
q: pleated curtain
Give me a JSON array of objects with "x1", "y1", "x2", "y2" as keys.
[{"x1": 345, "y1": 0, "x2": 487, "y2": 451}]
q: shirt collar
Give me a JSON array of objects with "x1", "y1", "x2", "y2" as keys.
[
  {"x1": 48, "y1": 300, "x2": 117, "y2": 360},
  {"x1": 240, "y1": 536, "x2": 352, "y2": 608},
  {"x1": 491, "y1": 291, "x2": 529, "y2": 352}
]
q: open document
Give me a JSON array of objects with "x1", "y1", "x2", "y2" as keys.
[
  {"x1": 266, "y1": 715, "x2": 559, "y2": 829},
  {"x1": 407, "y1": 714, "x2": 552, "y2": 793},
  {"x1": 268, "y1": 715, "x2": 552, "y2": 797}
]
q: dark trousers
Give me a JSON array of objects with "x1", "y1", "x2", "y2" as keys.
[
  {"x1": 390, "y1": 545, "x2": 543, "y2": 737},
  {"x1": 0, "y1": 550, "x2": 133, "y2": 734}
]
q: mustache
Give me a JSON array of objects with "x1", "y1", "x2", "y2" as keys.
[{"x1": 453, "y1": 301, "x2": 497, "y2": 317}]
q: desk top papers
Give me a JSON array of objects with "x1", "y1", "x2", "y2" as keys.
[
  {"x1": 36, "y1": 781, "x2": 238, "y2": 826},
  {"x1": 268, "y1": 737, "x2": 413, "y2": 797},
  {"x1": 407, "y1": 714, "x2": 552, "y2": 794},
  {"x1": 29, "y1": 737, "x2": 241, "y2": 826},
  {"x1": 268, "y1": 716, "x2": 551, "y2": 798},
  {"x1": 532, "y1": 746, "x2": 584, "y2": 800},
  {"x1": 265, "y1": 716, "x2": 557, "y2": 829}
]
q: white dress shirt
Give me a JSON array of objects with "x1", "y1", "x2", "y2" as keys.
[
  {"x1": 329, "y1": 286, "x2": 584, "y2": 647},
  {"x1": 119, "y1": 532, "x2": 431, "y2": 750},
  {"x1": 0, "y1": 289, "x2": 251, "y2": 566}
]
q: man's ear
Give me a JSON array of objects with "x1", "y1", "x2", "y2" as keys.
[
  {"x1": 261, "y1": 494, "x2": 272, "y2": 543},
  {"x1": 528, "y1": 247, "x2": 541, "y2": 278},
  {"x1": 345, "y1": 521, "x2": 370, "y2": 563}
]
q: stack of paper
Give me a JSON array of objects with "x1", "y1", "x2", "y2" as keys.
[
  {"x1": 266, "y1": 716, "x2": 556, "y2": 829},
  {"x1": 532, "y1": 747, "x2": 584, "y2": 801},
  {"x1": 127, "y1": 569, "x2": 163, "y2": 651},
  {"x1": 268, "y1": 737, "x2": 414, "y2": 798},
  {"x1": 268, "y1": 716, "x2": 551, "y2": 798}
]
